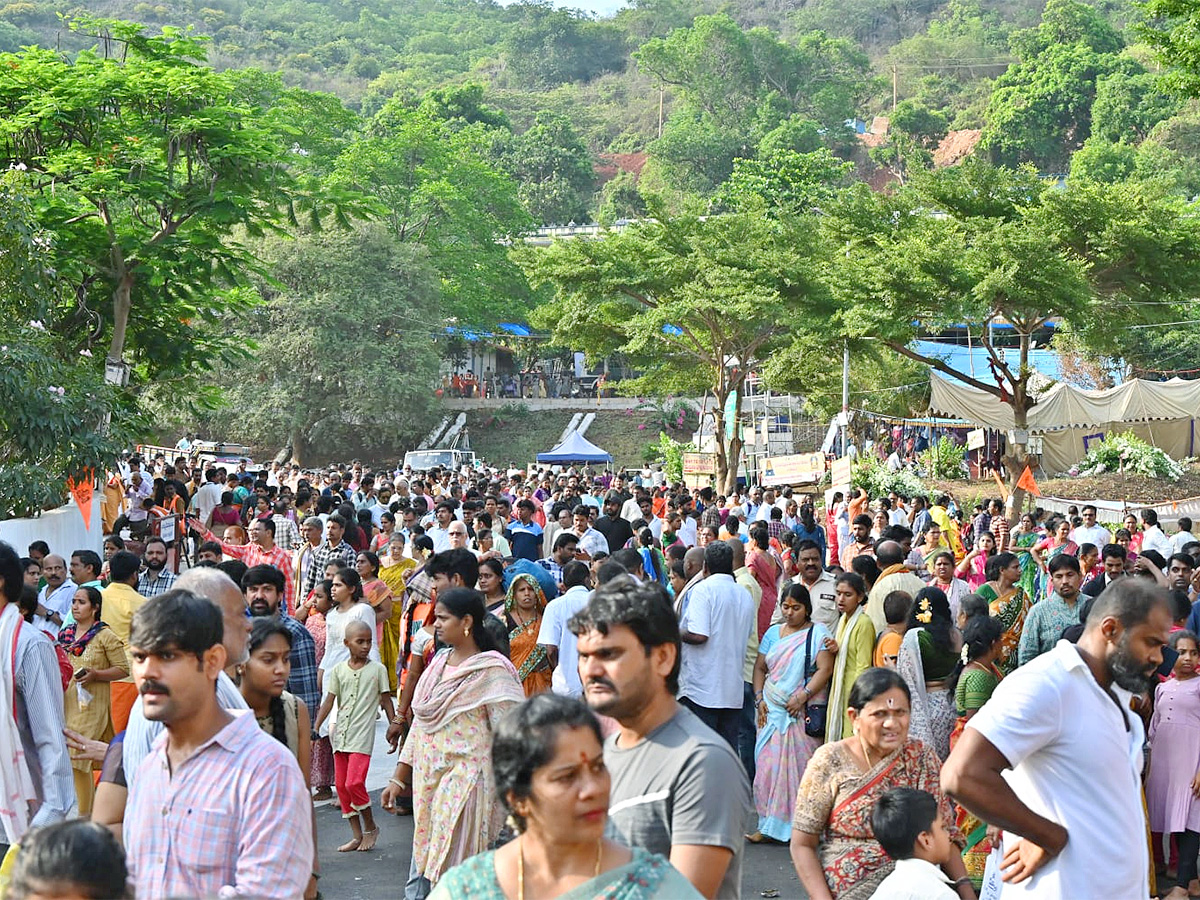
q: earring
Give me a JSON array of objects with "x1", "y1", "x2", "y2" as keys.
[{"x1": 465, "y1": 626, "x2": 471, "y2": 637}]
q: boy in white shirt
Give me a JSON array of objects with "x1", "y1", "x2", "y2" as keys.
[{"x1": 870, "y1": 787, "x2": 963, "y2": 899}]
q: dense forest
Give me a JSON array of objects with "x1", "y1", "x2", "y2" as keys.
[{"x1": 3, "y1": 0, "x2": 1197, "y2": 223}]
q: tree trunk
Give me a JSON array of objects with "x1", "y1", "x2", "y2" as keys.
[
  {"x1": 1002, "y1": 380, "x2": 1033, "y2": 524},
  {"x1": 291, "y1": 427, "x2": 308, "y2": 467},
  {"x1": 107, "y1": 270, "x2": 134, "y2": 364}
]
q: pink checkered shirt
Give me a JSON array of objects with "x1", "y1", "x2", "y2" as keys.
[
  {"x1": 125, "y1": 710, "x2": 313, "y2": 900},
  {"x1": 217, "y1": 540, "x2": 297, "y2": 614}
]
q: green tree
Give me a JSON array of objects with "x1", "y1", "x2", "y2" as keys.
[
  {"x1": 1069, "y1": 136, "x2": 1138, "y2": 182},
  {"x1": 496, "y1": 112, "x2": 595, "y2": 225},
  {"x1": 823, "y1": 159, "x2": 1200, "y2": 504},
  {"x1": 0, "y1": 170, "x2": 134, "y2": 519},
  {"x1": 331, "y1": 100, "x2": 533, "y2": 325},
  {"x1": 981, "y1": 0, "x2": 1128, "y2": 169},
  {"x1": 722, "y1": 147, "x2": 852, "y2": 214},
  {"x1": 502, "y1": 4, "x2": 628, "y2": 90},
  {"x1": 0, "y1": 19, "x2": 352, "y2": 383},
  {"x1": 519, "y1": 207, "x2": 833, "y2": 492},
  {"x1": 215, "y1": 224, "x2": 442, "y2": 464}
]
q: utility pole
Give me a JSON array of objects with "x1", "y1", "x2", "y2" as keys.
[
  {"x1": 658, "y1": 88, "x2": 664, "y2": 139},
  {"x1": 841, "y1": 340, "x2": 849, "y2": 456}
]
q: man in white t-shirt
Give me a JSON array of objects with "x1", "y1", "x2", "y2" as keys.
[
  {"x1": 1139, "y1": 508, "x2": 1174, "y2": 559},
  {"x1": 677, "y1": 541, "x2": 755, "y2": 750},
  {"x1": 537, "y1": 561, "x2": 592, "y2": 696},
  {"x1": 1068, "y1": 505, "x2": 1112, "y2": 550},
  {"x1": 1171, "y1": 516, "x2": 1198, "y2": 554},
  {"x1": 942, "y1": 578, "x2": 1170, "y2": 899}
]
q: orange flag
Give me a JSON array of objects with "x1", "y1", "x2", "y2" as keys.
[
  {"x1": 1016, "y1": 465, "x2": 1041, "y2": 498},
  {"x1": 68, "y1": 470, "x2": 95, "y2": 531}
]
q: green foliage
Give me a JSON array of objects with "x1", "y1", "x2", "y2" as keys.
[
  {"x1": 495, "y1": 112, "x2": 595, "y2": 224},
  {"x1": 0, "y1": 171, "x2": 136, "y2": 519},
  {"x1": 722, "y1": 147, "x2": 853, "y2": 214},
  {"x1": 330, "y1": 101, "x2": 533, "y2": 324},
  {"x1": 645, "y1": 430, "x2": 696, "y2": 483},
  {"x1": 635, "y1": 14, "x2": 869, "y2": 197},
  {"x1": 851, "y1": 454, "x2": 928, "y2": 499},
  {"x1": 917, "y1": 436, "x2": 967, "y2": 479},
  {"x1": 823, "y1": 160, "x2": 1200, "y2": 446},
  {"x1": 890, "y1": 99, "x2": 949, "y2": 147},
  {"x1": 1074, "y1": 432, "x2": 1186, "y2": 480},
  {"x1": 210, "y1": 223, "x2": 443, "y2": 463},
  {"x1": 0, "y1": 19, "x2": 360, "y2": 389},
  {"x1": 981, "y1": 0, "x2": 1129, "y2": 169},
  {"x1": 502, "y1": 4, "x2": 628, "y2": 90},
  {"x1": 520, "y1": 205, "x2": 833, "y2": 489},
  {"x1": 1069, "y1": 136, "x2": 1138, "y2": 183}
]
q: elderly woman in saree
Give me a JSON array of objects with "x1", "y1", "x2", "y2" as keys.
[
  {"x1": 381, "y1": 589, "x2": 524, "y2": 899},
  {"x1": 895, "y1": 587, "x2": 961, "y2": 762},
  {"x1": 505, "y1": 572, "x2": 553, "y2": 696},
  {"x1": 748, "y1": 583, "x2": 834, "y2": 843},
  {"x1": 431, "y1": 694, "x2": 701, "y2": 900},
  {"x1": 790, "y1": 668, "x2": 969, "y2": 900}
]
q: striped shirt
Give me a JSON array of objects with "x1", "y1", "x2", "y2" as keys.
[
  {"x1": 218, "y1": 540, "x2": 297, "y2": 614},
  {"x1": 126, "y1": 710, "x2": 313, "y2": 900},
  {"x1": 137, "y1": 568, "x2": 178, "y2": 598}
]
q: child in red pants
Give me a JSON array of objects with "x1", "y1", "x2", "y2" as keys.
[{"x1": 314, "y1": 620, "x2": 395, "y2": 852}]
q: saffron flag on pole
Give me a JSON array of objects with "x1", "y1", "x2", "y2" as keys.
[
  {"x1": 68, "y1": 470, "x2": 95, "y2": 530},
  {"x1": 1016, "y1": 465, "x2": 1041, "y2": 498}
]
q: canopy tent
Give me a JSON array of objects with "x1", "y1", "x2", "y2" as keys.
[
  {"x1": 536, "y1": 430, "x2": 613, "y2": 464},
  {"x1": 929, "y1": 375, "x2": 1200, "y2": 473}
]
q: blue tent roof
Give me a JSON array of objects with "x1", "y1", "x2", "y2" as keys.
[
  {"x1": 536, "y1": 430, "x2": 613, "y2": 463},
  {"x1": 910, "y1": 340, "x2": 1065, "y2": 383}
]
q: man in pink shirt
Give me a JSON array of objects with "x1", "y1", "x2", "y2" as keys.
[{"x1": 124, "y1": 589, "x2": 314, "y2": 900}]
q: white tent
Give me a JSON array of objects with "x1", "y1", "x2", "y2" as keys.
[{"x1": 929, "y1": 375, "x2": 1200, "y2": 473}]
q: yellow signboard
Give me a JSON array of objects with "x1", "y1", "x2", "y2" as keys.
[
  {"x1": 682, "y1": 452, "x2": 718, "y2": 475},
  {"x1": 760, "y1": 452, "x2": 826, "y2": 487}
]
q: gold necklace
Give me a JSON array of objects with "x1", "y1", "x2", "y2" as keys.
[{"x1": 517, "y1": 835, "x2": 603, "y2": 900}]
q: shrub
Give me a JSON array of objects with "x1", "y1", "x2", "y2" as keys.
[{"x1": 1072, "y1": 431, "x2": 1186, "y2": 481}]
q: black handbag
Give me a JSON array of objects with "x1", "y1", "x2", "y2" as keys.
[{"x1": 802, "y1": 625, "x2": 827, "y2": 738}]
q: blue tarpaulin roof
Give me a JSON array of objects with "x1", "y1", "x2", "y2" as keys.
[
  {"x1": 536, "y1": 431, "x2": 613, "y2": 463},
  {"x1": 911, "y1": 340, "x2": 1065, "y2": 383}
]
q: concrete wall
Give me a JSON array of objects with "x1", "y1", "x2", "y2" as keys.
[{"x1": 0, "y1": 496, "x2": 104, "y2": 556}]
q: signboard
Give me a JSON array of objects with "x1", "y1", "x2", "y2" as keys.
[
  {"x1": 723, "y1": 391, "x2": 738, "y2": 441},
  {"x1": 967, "y1": 428, "x2": 986, "y2": 451},
  {"x1": 682, "y1": 452, "x2": 718, "y2": 475},
  {"x1": 761, "y1": 452, "x2": 826, "y2": 487},
  {"x1": 830, "y1": 455, "x2": 853, "y2": 491}
]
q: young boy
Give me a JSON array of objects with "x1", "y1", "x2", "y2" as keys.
[
  {"x1": 314, "y1": 619, "x2": 395, "y2": 853},
  {"x1": 869, "y1": 787, "x2": 961, "y2": 899},
  {"x1": 873, "y1": 591, "x2": 911, "y2": 668}
]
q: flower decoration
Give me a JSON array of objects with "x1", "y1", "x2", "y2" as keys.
[
  {"x1": 960, "y1": 644, "x2": 970, "y2": 664},
  {"x1": 916, "y1": 597, "x2": 933, "y2": 624}
]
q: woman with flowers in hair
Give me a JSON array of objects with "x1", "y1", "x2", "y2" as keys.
[{"x1": 895, "y1": 586, "x2": 961, "y2": 761}]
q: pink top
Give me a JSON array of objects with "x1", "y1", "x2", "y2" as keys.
[{"x1": 125, "y1": 711, "x2": 313, "y2": 899}]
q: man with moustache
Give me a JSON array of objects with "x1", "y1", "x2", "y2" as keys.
[
  {"x1": 123, "y1": 567, "x2": 252, "y2": 779},
  {"x1": 123, "y1": 588, "x2": 313, "y2": 899},
  {"x1": 243, "y1": 564, "x2": 319, "y2": 725},
  {"x1": 572, "y1": 578, "x2": 752, "y2": 899},
  {"x1": 942, "y1": 578, "x2": 1171, "y2": 899}
]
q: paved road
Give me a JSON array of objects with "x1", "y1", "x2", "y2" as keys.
[{"x1": 315, "y1": 720, "x2": 808, "y2": 899}]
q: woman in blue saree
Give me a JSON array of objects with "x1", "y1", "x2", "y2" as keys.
[{"x1": 748, "y1": 583, "x2": 834, "y2": 843}]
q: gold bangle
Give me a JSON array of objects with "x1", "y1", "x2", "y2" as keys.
[{"x1": 388, "y1": 777, "x2": 408, "y2": 791}]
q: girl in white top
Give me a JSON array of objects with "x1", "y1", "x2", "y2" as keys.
[{"x1": 320, "y1": 566, "x2": 381, "y2": 675}]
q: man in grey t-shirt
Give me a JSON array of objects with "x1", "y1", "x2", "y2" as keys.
[{"x1": 571, "y1": 578, "x2": 752, "y2": 899}]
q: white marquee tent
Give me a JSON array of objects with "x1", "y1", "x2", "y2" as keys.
[{"x1": 929, "y1": 374, "x2": 1200, "y2": 473}]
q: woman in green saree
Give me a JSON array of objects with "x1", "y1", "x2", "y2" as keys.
[
  {"x1": 431, "y1": 694, "x2": 701, "y2": 900},
  {"x1": 975, "y1": 551, "x2": 1029, "y2": 675}
]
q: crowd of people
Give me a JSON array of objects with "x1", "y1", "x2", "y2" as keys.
[{"x1": 0, "y1": 451, "x2": 1193, "y2": 899}]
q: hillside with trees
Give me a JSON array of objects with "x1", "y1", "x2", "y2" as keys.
[{"x1": 4, "y1": 0, "x2": 1200, "y2": 497}]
